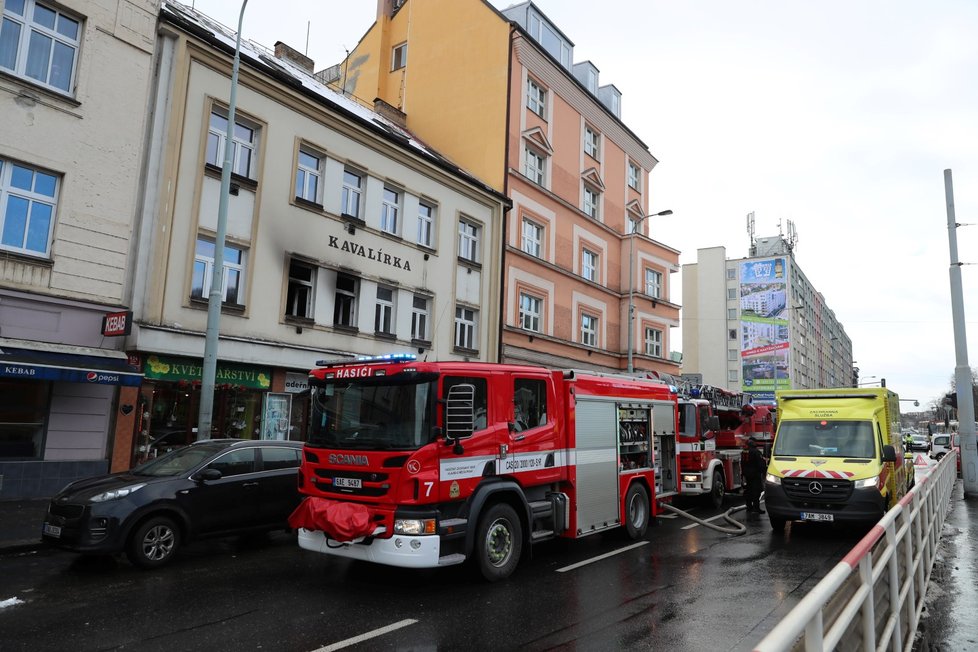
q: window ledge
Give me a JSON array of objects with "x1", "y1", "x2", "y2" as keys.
[
  {"x1": 341, "y1": 213, "x2": 366, "y2": 225},
  {"x1": 294, "y1": 197, "x2": 324, "y2": 211},
  {"x1": 0, "y1": 249, "x2": 53, "y2": 267},
  {"x1": 332, "y1": 324, "x2": 359, "y2": 335},
  {"x1": 203, "y1": 163, "x2": 258, "y2": 190},
  {"x1": 374, "y1": 331, "x2": 397, "y2": 341},
  {"x1": 189, "y1": 297, "x2": 246, "y2": 314},
  {"x1": 457, "y1": 257, "x2": 482, "y2": 272},
  {"x1": 0, "y1": 70, "x2": 80, "y2": 108},
  {"x1": 411, "y1": 338, "x2": 432, "y2": 350},
  {"x1": 284, "y1": 315, "x2": 315, "y2": 326},
  {"x1": 453, "y1": 346, "x2": 480, "y2": 357}
]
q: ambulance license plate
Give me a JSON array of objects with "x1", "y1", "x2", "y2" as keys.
[
  {"x1": 801, "y1": 512, "x2": 833, "y2": 522},
  {"x1": 43, "y1": 523, "x2": 62, "y2": 538},
  {"x1": 334, "y1": 477, "x2": 362, "y2": 489}
]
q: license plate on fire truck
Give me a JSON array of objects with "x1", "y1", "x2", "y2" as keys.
[
  {"x1": 800, "y1": 512, "x2": 834, "y2": 522},
  {"x1": 334, "y1": 477, "x2": 362, "y2": 489}
]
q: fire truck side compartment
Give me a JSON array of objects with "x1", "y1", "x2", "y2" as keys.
[{"x1": 574, "y1": 398, "x2": 621, "y2": 535}]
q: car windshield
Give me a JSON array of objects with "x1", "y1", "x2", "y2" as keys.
[
  {"x1": 308, "y1": 373, "x2": 436, "y2": 450},
  {"x1": 131, "y1": 443, "x2": 228, "y2": 476},
  {"x1": 774, "y1": 420, "x2": 876, "y2": 458}
]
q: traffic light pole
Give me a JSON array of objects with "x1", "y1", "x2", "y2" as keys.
[{"x1": 944, "y1": 169, "x2": 978, "y2": 495}]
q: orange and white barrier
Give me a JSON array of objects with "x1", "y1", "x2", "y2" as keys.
[{"x1": 754, "y1": 451, "x2": 957, "y2": 652}]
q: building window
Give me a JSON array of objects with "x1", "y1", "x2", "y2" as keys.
[
  {"x1": 726, "y1": 268, "x2": 736, "y2": 279},
  {"x1": 295, "y1": 147, "x2": 322, "y2": 204},
  {"x1": 458, "y1": 219, "x2": 480, "y2": 263},
  {"x1": 582, "y1": 248, "x2": 598, "y2": 282},
  {"x1": 583, "y1": 185, "x2": 600, "y2": 219},
  {"x1": 455, "y1": 306, "x2": 477, "y2": 350},
  {"x1": 627, "y1": 217, "x2": 640, "y2": 235},
  {"x1": 627, "y1": 162, "x2": 641, "y2": 191},
  {"x1": 581, "y1": 313, "x2": 598, "y2": 347},
  {"x1": 527, "y1": 78, "x2": 546, "y2": 117},
  {"x1": 192, "y1": 237, "x2": 246, "y2": 305},
  {"x1": 0, "y1": 158, "x2": 57, "y2": 257},
  {"x1": 728, "y1": 370, "x2": 739, "y2": 383},
  {"x1": 727, "y1": 308, "x2": 737, "y2": 320},
  {"x1": 341, "y1": 169, "x2": 363, "y2": 219},
  {"x1": 521, "y1": 219, "x2": 542, "y2": 257},
  {"x1": 524, "y1": 147, "x2": 546, "y2": 186},
  {"x1": 0, "y1": 379, "x2": 47, "y2": 459},
  {"x1": 411, "y1": 295, "x2": 430, "y2": 341},
  {"x1": 728, "y1": 328, "x2": 737, "y2": 340},
  {"x1": 333, "y1": 273, "x2": 359, "y2": 328},
  {"x1": 728, "y1": 348, "x2": 738, "y2": 361},
  {"x1": 375, "y1": 286, "x2": 395, "y2": 335},
  {"x1": 417, "y1": 201, "x2": 434, "y2": 247},
  {"x1": 0, "y1": 0, "x2": 80, "y2": 94},
  {"x1": 381, "y1": 187, "x2": 400, "y2": 235},
  {"x1": 205, "y1": 109, "x2": 258, "y2": 179},
  {"x1": 727, "y1": 288, "x2": 737, "y2": 300},
  {"x1": 391, "y1": 42, "x2": 407, "y2": 70},
  {"x1": 286, "y1": 259, "x2": 315, "y2": 319},
  {"x1": 584, "y1": 126, "x2": 600, "y2": 160},
  {"x1": 645, "y1": 269, "x2": 662, "y2": 299},
  {"x1": 644, "y1": 327, "x2": 662, "y2": 357},
  {"x1": 519, "y1": 292, "x2": 542, "y2": 332}
]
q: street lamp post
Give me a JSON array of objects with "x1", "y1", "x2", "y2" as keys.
[
  {"x1": 198, "y1": 0, "x2": 250, "y2": 440},
  {"x1": 627, "y1": 209, "x2": 673, "y2": 373}
]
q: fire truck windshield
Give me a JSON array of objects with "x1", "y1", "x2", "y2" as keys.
[
  {"x1": 773, "y1": 420, "x2": 876, "y2": 458},
  {"x1": 308, "y1": 374, "x2": 437, "y2": 450}
]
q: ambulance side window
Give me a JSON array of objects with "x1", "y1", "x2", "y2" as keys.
[
  {"x1": 514, "y1": 378, "x2": 547, "y2": 431},
  {"x1": 443, "y1": 376, "x2": 488, "y2": 431}
]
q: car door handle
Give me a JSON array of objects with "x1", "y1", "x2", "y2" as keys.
[{"x1": 514, "y1": 435, "x2": 526, "y2": 442}]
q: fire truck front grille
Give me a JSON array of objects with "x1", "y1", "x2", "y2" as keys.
[
  {"x1": 781, "y1": 477, "x2": 853, "y2": 503},
  {"x1": 314, "y1": 468, "x2": 390, "y2": 497}
]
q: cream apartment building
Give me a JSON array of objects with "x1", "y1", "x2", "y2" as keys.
[
  {"x1": 0, "y1": 0, "x2": 158, "y2": 498},
  {"x1": 124, "y1": 2, "x2": 507, "y2": 453}
]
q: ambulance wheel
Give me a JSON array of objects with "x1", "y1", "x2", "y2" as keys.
[
  {"x1": 624, "y1": 483, "x2": 650, "y2": 539},
  {"x1": 708, "y1": 469, "x2": 725, "y2": 509},
  {"x1": 475, "y1": 503, "x2": 523, "y2": 582}
]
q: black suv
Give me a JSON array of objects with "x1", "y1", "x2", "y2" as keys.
[{"x1": 42, "y1": 439, "x2": 303, "y2": 568}]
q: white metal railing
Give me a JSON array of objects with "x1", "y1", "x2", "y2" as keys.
[{"x1": 754, "y1": 452, "x2": 958, "y2": 652}]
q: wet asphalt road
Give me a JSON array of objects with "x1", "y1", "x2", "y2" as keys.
[{"x1": 0, "y1": 497, "x2": 868, "y2": 652}]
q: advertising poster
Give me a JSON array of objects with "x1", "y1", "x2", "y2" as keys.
[{"x1": 739, "y1": 258, "x2": 789, "y2": 400}]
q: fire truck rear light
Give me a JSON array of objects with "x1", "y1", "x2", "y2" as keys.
[{"x1": 394, "y1": 518, "x2": 436, "y2": 535}]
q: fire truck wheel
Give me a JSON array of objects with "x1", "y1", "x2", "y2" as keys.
[
  {"x1": 475, "y1": 503, "x2": 523, "y2": 582},
  {"x1": 624, "y1": 483, "x2": 650, "y2": 539},
  {"x1": 708, "y1": 469, "x2": 725, "y2": 509}
]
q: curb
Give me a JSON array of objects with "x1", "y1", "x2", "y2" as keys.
[{"x1": 0, "y1": 539, "x2": 44, "y2": 555}]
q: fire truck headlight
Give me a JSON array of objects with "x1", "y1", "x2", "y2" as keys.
[
  {"x1": 853, "y1": 475, "x2": 879, "y2": 489},
  {"x1": 765, "y1": 473, "x2": 781, "y2": 485},
  {"x1": 682, "y1": 474, "x2": 700, "y2": 483},
  {"x1": 394, "y1": 518, "x2": 437, "y2": 535}
]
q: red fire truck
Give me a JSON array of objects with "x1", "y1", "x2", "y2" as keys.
[
  {"x1": 675, "y1": 384, "x2": 776, "y2": 507},
  {"x1": 289, "y1": 355, "x2": 680, "y2": 581}
]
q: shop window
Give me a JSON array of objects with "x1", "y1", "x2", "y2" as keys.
[{"x1": 0, "y1": 379, "x2": 48, "y2": 459}]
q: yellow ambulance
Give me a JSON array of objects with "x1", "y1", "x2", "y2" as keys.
[{"x1": 764, "y1": 387, "x2": 913, "y2": 530}]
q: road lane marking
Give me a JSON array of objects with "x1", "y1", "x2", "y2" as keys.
[
  {"x1": 311, "y1": 619, "x2": 418, "y2": 651},
  {"x1": 556, "y1": 541, "x2": 649, "y2": 573}
]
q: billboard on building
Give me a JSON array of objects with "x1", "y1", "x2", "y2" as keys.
[{"x1": 739, "y1": 258, "x2": 788, "y2": 400}]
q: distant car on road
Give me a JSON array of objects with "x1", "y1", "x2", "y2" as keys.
[
  {"x1": 908, "y1": 434, "x2": 929, "y2": 452},
  {"x1": 42, "y1": 439, "x2": 302, "y2": 568}
]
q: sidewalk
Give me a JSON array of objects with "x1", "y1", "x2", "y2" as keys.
[{"x1": 0, "y1": 498, "x2": 50, "y2": 554}]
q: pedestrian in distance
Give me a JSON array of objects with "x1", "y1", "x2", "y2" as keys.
[{"x1": 744, "y1": 437, "x2": 767, "y2": 514}]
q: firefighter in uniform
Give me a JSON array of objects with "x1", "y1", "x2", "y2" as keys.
[{"x1": 744, "y1": 436, "x2": 767, "y2": 514}]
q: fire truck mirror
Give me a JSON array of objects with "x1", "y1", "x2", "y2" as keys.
[{"x1": 445, "y1": 383, "x2": 477, "y2": 441}]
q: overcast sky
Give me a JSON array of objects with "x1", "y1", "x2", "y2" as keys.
[{"x1": 186, "y1": 0, "x2": 978, "y2": 411}]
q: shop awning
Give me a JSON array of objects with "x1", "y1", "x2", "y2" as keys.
[{"x1": 0, "y1": 339, "x2": 142, "y2": 387}]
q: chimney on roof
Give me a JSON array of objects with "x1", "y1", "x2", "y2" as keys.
[
  {"x1": 373, "y1": 98, "x2": 407, "y2": 128},
  {"x1": 274, "y1": 41, "x2": 314, "y2": 73}
]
